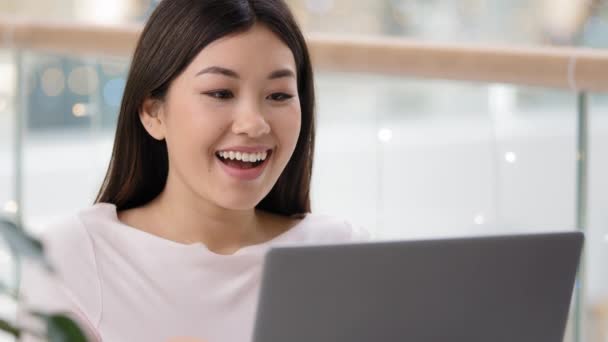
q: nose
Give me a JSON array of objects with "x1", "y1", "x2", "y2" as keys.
[{"x1": 231, "y1": 102, "x2": 271, "y2": 138}]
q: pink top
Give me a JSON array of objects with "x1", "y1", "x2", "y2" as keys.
[{"x1": 19, "y1": 203, "x2": 370, "y2": 342}]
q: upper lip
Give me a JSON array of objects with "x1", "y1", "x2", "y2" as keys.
[{"x1": 216, "y1": 145, "x2": 273, "y2": 153}]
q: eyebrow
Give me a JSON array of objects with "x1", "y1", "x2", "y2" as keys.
[{"x1": 195, "y1": 66, "x2": 295, "y2": 80}]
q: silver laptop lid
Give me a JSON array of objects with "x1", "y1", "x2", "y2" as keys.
[{"x1": 253, "y1": 231, "x2": 583, "y2": 342}]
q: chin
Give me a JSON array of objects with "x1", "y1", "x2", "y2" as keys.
[{"x1": 215, "y1": 195, "x2": 266, "y2": 212}]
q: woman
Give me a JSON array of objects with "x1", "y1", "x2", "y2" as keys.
[{"x1": 20, "y1": 0, "x2": 369, "y2": 341}]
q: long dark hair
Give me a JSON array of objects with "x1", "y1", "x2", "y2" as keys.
[{"x1": 95, "y1": 0, "x2": 315, "y2": 216}]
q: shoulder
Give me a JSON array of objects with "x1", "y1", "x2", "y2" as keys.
[
  {"x1": 40, "y1": 204, "x2": 113, "y2": 278},
  {"x1": 41, "y1": 209, "x2": 94, "y2": 259},
  {"x1": 293, "y1": 213, "x2": 373, "y2": 244},
  {"x1": 19, "y1": 205, "x2": 106, "y2": 336}
]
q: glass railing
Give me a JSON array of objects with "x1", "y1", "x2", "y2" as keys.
[{"x1": 1, "y1": 2, "x2": 607, "y2": 341}]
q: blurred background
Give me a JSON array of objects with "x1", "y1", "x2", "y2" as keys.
[{"x1": 0, "y1": 0, "x2": 607, "y2": 341}]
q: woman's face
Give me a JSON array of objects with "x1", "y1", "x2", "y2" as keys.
[{"x1": 144, "y1": 24, "x2": 301, "y2": 210}]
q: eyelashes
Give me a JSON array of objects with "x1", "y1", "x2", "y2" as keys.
[
  {"x1": 205, "y1": 90, "x2": 234, "y2": 100},
  {"x1": 267, "y1": 93, "x2": 294, "y2": 101},
  {"x1": 203, "y1": 90, "x2": 294, "y2": 102}
]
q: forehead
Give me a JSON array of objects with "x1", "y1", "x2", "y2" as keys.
[{"x1": 186, "y1": 24, "x2": 297, "y2": 75}]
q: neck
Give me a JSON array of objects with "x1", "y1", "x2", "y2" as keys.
[{"x1": 146, "y1": 173, "x2": 262, "y2": 254}]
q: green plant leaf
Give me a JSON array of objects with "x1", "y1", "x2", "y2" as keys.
[
  {"x1": 46, "y1": 314, "x2": 89, "y2": 342},
  {"x1": 0, "y1": 318, "x2": 20, "y2": 338},
  {"x1": 32, "y1": 312, "x2": 89, "y2": 342},
  {"x1": 0, "y1": 217, "x2": 53, "y2": 271}
]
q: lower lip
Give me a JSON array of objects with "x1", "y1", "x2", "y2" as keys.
[{"x1": 216, "y1": 152, "x2": 271, "y2": 181}]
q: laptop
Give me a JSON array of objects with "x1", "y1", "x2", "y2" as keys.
[{"x1": 252, "y1": 231, "x2": 583, "y2": 342}]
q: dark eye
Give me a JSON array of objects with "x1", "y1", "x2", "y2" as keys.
[
  {"x1": 205, "y1": 90, "x2": 234, "y2": 100},
  {"x1": 267, "y1": 93, "x2": 294, "y2": 102}
]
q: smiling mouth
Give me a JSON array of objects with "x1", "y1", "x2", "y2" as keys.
[{"x1": 215, "y1": 149, "x2": 273, "y2": 169}]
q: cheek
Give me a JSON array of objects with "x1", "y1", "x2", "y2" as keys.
[
  {"x1": 276, "y1": 111, "x2": 302, "y2": 154},
  {"x1": 165, "y1": 112, "x2": 229, "y2": 168}
]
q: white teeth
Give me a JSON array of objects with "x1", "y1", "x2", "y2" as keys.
[{"x1": 217, "y1": 150, "x2": 270, "y2": 163}]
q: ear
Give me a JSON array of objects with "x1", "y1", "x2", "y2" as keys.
[{"x1": 139, "y1": 97, "x2": 166, "y2": 141}]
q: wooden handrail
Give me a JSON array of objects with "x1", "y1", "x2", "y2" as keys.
[
  {"x1": 1, "y1": 17, "x2": 608, "y2": 92},
  {"x1": 0, "y1": 18, "x2": 141, "y2": 57}
]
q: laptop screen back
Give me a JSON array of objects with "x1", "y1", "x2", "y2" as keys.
[{"x1": 253, "y1": 232, "x2": 583, "y2": 342}]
